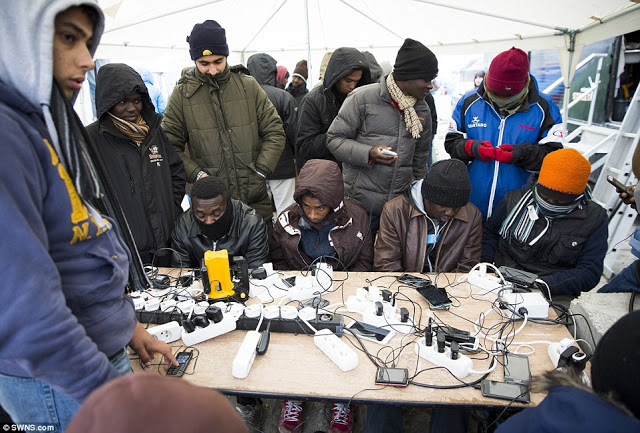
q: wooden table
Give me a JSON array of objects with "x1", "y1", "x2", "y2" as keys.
[{"x1": 137, "y1": 271, "x2": 573, "y2": 408}]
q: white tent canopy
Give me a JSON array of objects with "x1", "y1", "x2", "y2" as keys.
[{"x1": 97, "y1": 0, "x2": 640, "y2": 88}]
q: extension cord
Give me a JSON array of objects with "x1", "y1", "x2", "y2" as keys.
[
  {"x1": 501, "y1": 292, "x2": 549, "y2": 319},
  {"x1": 314, "y1": 329, "x2": 359, "y2": 372},
  {"x1": 286, "y1": 277, "x2": 328, "y2": 302},
  {"x1": 236, "y1": 311, "x2": 344, "y2": 335},
  {"x1": 415, "y1": 336, "x2": 473, "y2": 378},
  {"x1": 232, "y1": 330, "x2": 261, "y2": 379},
  {"x1": 548, "y1": 338, "x2": 576, "y2": 368},
  {"x1": 181, "y1": 314, "x2": 237, "y2": 346},
  {"x1": 148, "y1": 321, "x2": 182, "y2": 343},
  {"x1": 467, "y1": 268, "x2": 505, "y2": 292}
]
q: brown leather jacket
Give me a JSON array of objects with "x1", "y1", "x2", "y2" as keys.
[{"x1": 374, "y1": 182, "x2": 482, "y2": 273}]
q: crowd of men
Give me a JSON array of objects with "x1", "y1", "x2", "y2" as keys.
[{"x1": 1, "y1": 2, "x2": 637, "y2": 433}]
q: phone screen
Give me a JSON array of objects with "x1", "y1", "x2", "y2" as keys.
[
  {"x1": 416, "y1": 285, "x2": 452, "y2": 309},
  {"x1": 397, "y1": 274, "x2": 432, "y2": 288},
  {"x1": 349, "y1": 321, "x2": 390, "y2": 341},
  {"x1": 481, "y1": 380, "x2": 530, "y2": 403},
  {"x1": 503, "y1": 353, "x2": 531, "y2": 385},
  {"x1": 375, "y1": 367, "x2": 409, "y2": 386},
  {"x1": 176, "y1": 353, "x2": 191, "y2": 364}
]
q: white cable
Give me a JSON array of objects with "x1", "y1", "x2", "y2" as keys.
[
  {"x1": 299, "y1": 315, "x2": 318, "y2": 334},
  {"x1": 473, "y1": 307, "x2": 529, "y2": 343},
  {"x1": 574, "y1": 338, "x2": 593, "y2": 354},
  {"x1": 255, "y1": 305, "x2": 265, "y2": 332},
  {"x1": 535, "y1": 278, "x2": 552, "y2": 303},
  {"x1": 470, "y1": 356, "x2": 498, "y2": 375}
]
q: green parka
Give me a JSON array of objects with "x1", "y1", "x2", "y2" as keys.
[{"x1": 162, "y1": 64, "x2": 285, "y2": 220}]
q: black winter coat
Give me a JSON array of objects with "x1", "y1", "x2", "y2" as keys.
[
  {"x1": 86, "y1": 63, "x2": 186, "y2": 265},
  {"x1": 247, "y1": 54, "x2": 297, "y2": 179},
  {"x1": 295, "y1": 48, "x2": 371, "y2": 171},
  {"x1": 170, "y1": 199, "x2": 269, "y2": 268}
]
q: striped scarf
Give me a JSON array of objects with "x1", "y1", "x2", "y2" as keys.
[
  {"x1": 386, "y1": 73, "x2": 423, "y2": 139},
  {"x1": 107, "y1": 112, "x2": 149, "y2": 145},
  {"x1": 499, "y1": 184, "x2": 592, "y2": 246}
]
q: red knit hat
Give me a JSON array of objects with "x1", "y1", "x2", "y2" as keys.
[
  {"x1": 537, "y1": 149, "x2": 591, "y2": 201},
  {"x1": 486, "y1": 47, "x2": 529, "y2": 95}
]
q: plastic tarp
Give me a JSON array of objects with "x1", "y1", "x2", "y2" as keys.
[{"x1": 96, "y1": 0, "x2": 640, "y2": 87}]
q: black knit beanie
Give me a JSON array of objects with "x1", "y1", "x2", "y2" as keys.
[
  {"x1": 187, "y1": 20, "x2": 229, "y2": 60},
  {"x1": 393, "y1": 38, "x2": 438, "y2": 81},
  {"x1": 421, "y1": 159, "x2": 471, "y2": 208},
  {"x1": 591, "y1": 310, "x2": 640, "y2": 419}
]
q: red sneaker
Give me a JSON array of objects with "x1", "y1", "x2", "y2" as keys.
[
  {"x1": 278, "y1": 400, "x2": 305, "y2": 433},
  {"x1": 329, "y1": 403, "x2": 354, "y2": 433}
]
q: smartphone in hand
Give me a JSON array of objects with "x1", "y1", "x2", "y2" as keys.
[{"x1": 607, "y1": 175, "x2": 633, "y2": 195}]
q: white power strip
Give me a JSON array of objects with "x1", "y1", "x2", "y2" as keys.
[
  {"x1": 314, "y1": 329, "x2": 359, "y2": 372},
  {"x1": 501, "y1": 292, "x2": 549, "y2": 319},
  {"x1": 232, "y1": 330, "x2": 261, "y2": 379},
  {"x1": 548, "y1": 338, "x2": 576, "y2": 368},
  {"x1": 467, "y1": 269, "x2": 505, "y2": 292},
  {"x1": 148, "y1": 321, "x2": 182, "y2": 343},
  {"x1": 181, "y1": 315, "x2": 237, "y2": 346},
  {"x1": 415, "y1": 336, "x2": 473, "y2": 378}
]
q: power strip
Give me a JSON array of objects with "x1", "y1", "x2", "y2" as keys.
[
  {"x1": 467, "y1": 268, "x2": 505, "y2": 292},
  {"x1": 148, "y1": 321, "x2": 182, "y2": 343},
  {"x1": 501, "y1": 292, "x2": 549, "y2": 319},
  {"x1": 181, "y1": 315, "x2": 237, "y2": 346},
  {"x1": 415, "y1": 336, "x2": 473, "y2": 378},
  {"x1": 314, "y1": 329, "x2": 359, "y2": 372},
  {"x1": 236, "y1": 312, "x2": 344, "y2": 335},
  {"x1": 232, "y1": 330, "x2": 261, "y2": 379},
  {"x1": 548, "y1": 338, "x2": 576, "y2": 368}
]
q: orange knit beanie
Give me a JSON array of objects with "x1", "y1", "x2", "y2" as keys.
[{"x1": 537, "y1": 148, "x2": 591, "y2": 199}]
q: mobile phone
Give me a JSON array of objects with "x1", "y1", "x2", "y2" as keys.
[
  {"x1": 607, "y1": 175, "x2": 633, "y2": 195},
  {"x1": 347, "y1": 320, "x2": 395, "y2": 345},
  {"x1": 375, "y1": 367, "x2": 409, "y2": 387},
  {"x1": 282, "y1": 276, "x2": 296, "y2": 288},
  {"x1": 498, "y1": 266, "x2": 537, "y2": 289},
  {"x1": 381, "y1": 149, "x2": 397, "y2": 157},
  {"x1": 503, "y1": 352, "x2": 531, "y2": 386},
  {"x1": 416, "y1": 285, "x2": 452, "y2": 310},
  {"x1": 298, "y1": 296, "x2": 330, "y2": 310},
  {"x1": 397, "y1": 274, "x2": 432, "y2": 288},
  {"x1": 166, "y1": 350, "x2": 193, "y2": 377},
  {"x1": 480, "y1": 379, "x2": 530, "y2": 403}
]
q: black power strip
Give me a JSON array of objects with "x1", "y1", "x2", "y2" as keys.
[
  {"x1": 236, "y1": 313, "x2": 344, "y2": 336},
  {"x1": 136, "y1": 310, "x2": 344, "y2": 336}
]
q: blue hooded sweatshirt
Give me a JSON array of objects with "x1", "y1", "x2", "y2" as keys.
[{"x1": 0, "y1": 0, "x2": 136, "y2": 403}]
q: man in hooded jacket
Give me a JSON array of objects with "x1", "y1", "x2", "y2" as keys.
[
  {"x1": 247, "y1": 53, "x2": 298, "y2": 218},
  {"x1": 0, "y1": 2, "x2": 176, "y2": 430},
  {"x1": 87, "y1": 63, "x2": 186, "y2": 266},
  {"x1": 295, "y1": 47, "x2": 371, "y2": 171},
  {"x1": 270, "y1": 159, "x2": 374, "y2": 272}
]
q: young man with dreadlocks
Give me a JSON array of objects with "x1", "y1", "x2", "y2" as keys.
[
  {"x1": 482, "y1": 148, "x2": 608, "y2": 298},
  {"x1": 327, "y1": 38, "x2": 436, "y2": 236}
]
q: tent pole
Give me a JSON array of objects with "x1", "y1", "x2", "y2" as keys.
[
  {"x1": 103, "y1": 0, "x2": 224, "y2": 33},
  {"x1": 562, "y1": 31, "x2": 576, "y2": 138},
  {"x1": 304, "y1": 0, "x2": 312, "y2": 87}
]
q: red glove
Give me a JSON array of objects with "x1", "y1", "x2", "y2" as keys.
[
  {"x1": 464, "y1": 140, "x2": 495, "y2": 162},
  {"x1": 494, "y1": 144, "x2": 523, "y2": 164}
]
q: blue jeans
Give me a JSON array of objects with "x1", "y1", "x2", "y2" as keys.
[{"x1": 0, "y1": 349, "x2": 131, "y2": 432}]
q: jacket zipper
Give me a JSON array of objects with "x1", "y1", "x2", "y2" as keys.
[{"x1": 122, "y1": 155, "x2": 135, "y2": 197}]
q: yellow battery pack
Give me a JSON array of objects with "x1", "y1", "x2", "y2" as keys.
[{"x1": 203, "y1": 250, "x2": 235, "y2": 300}]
